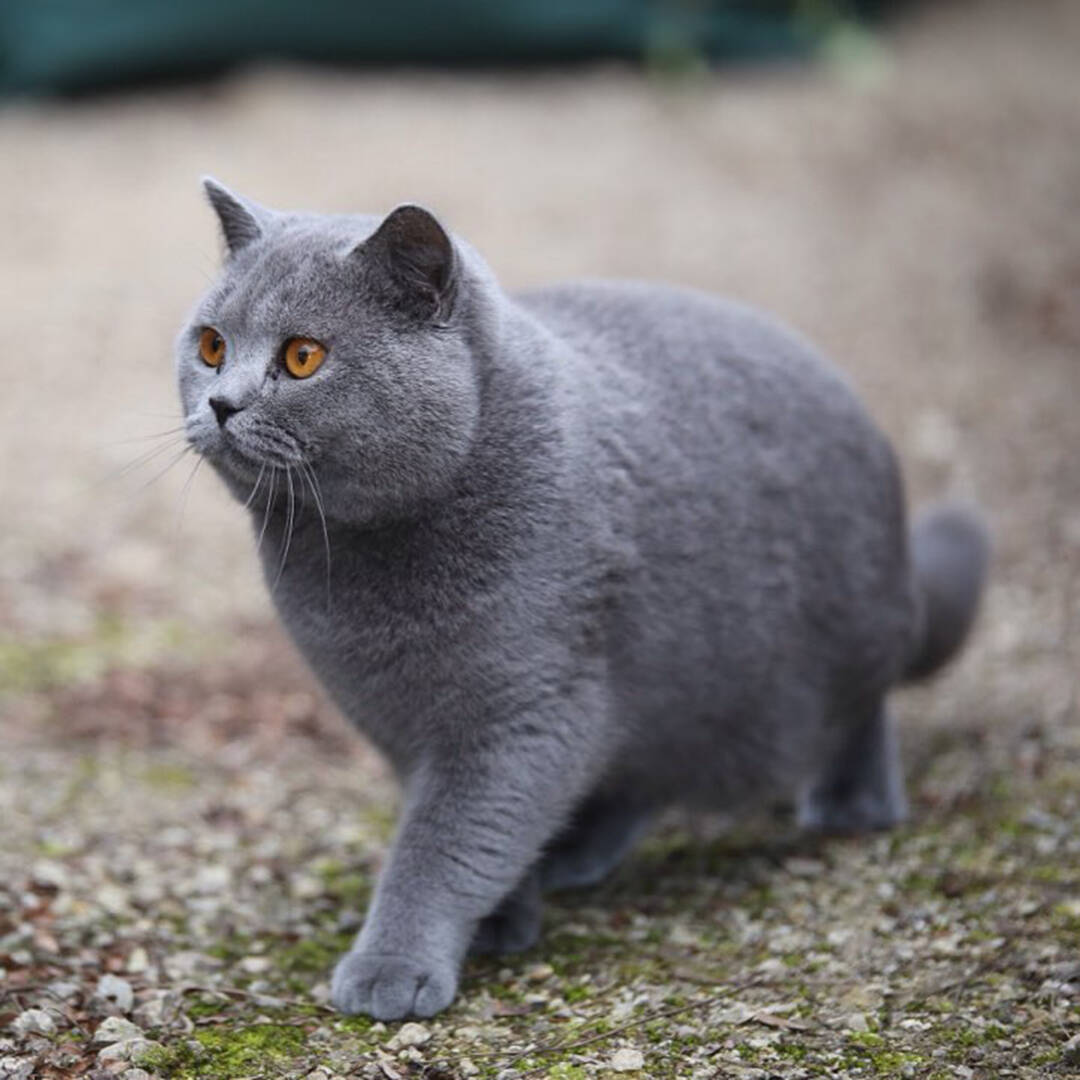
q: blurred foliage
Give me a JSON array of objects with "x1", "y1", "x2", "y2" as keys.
[{"x1": 1, "y1": 0, "x2": 897, "y2": 96}]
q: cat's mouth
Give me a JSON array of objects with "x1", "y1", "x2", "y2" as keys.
[{"x1": 187, "y1": 415, "x2": 307, "y2": 479}]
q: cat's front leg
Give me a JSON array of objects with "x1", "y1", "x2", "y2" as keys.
[{"x1": 331, "y1": 736, "x2": 593, "y2": 1019}]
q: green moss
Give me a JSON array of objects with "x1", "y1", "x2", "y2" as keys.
[
  {"x1": 140, "y1": 1023, "x2": 310, "y2": 1079},
  {"x1": 186, "y1": 995, "x2": 229, "y2": 1020},
  {"x1": 546, "y1": 1066, "x2": 588, "y2": 1080},
  {"x1": 276, "y1": 932, "x2": 353, "y2": 976},
  {"x1": 143, "y1": 762, "x2": 197, "y2": 791},
  {"x1": 0, "y1": 616, "x2": 195, "y2": 695}
]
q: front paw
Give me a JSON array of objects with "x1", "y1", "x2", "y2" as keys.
[{"x1": 331, "y1": 950, "x2": 458, "y2": 1019}]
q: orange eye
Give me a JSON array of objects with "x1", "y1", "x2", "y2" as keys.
[
  {"x1": 199, "y1": 327, "x2": 226, "y2": 368},
  {"x1": 284, "y1": 337, "x2": 327, "y2": 379}
]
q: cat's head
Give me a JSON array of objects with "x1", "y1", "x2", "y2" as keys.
[{"x1": 177, "y1": 179, "x2": 494, "y2": 525}]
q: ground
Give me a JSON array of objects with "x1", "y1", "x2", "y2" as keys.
[{"x1": 1, "y1": 0, "x2": 1079, "y2": 1077}]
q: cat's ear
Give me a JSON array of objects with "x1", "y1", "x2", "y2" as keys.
[
  {"x1": 358, "y1": 204, "x2": 456, "y2": 320},
  {"x1": 202, "y1": 177, "x2": 266, "y2": 255}
]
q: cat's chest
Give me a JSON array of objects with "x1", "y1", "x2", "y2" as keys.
[{"x1": 268, "y1": 547, "x2": 495, "y2": 749}]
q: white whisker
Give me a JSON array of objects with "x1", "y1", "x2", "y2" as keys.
[
  {"x1": 301, "y1": 462, "x2": 333, "y2": 612},
  {"x1": 242, "y1": 463, "x2": 266, "y2": 511},
  {"x1": 255, "y1": 467, "x2": 278, "y2": 555},
  {"x1": 174, "y1": 455, "x2": 204, "y2": 536},
  {"x1": 273, "y1": 467, "x2": 297, "y2": 590},
  {"x1": 138, "y1": 446, "x2": 192, "y2": 491}
]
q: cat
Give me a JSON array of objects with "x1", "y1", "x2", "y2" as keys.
[{"x1": 177, "y1": 179, "x2": 989, "y2": 1020}]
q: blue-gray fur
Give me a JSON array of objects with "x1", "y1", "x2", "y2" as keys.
[{"x1": 177, "y1": 180, "x2": 989, "y2": 1020}]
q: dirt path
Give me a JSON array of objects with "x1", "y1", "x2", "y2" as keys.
[{"x1": 2, "y1": 1, "x2": 1078, "y2": 1076}]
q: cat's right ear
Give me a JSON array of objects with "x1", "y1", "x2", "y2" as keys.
[{"x1": 202, "y1": 177, "x2": 266, "y2": 256}]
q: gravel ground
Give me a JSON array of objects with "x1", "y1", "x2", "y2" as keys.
[{"x1": 2, "y1": 0, "x2": 1079, "y2": 1077}]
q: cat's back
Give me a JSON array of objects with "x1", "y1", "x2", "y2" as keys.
[
  {"x1": 515, "y1": 280, "x2": 914, "y2": 743},
  {"x1": 515, "y1": 279, "x2": 892, "y2": 489}
]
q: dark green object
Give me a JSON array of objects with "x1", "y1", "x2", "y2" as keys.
[{"x1": 0, "y1": 1, "x2": 890, "y2": 96}]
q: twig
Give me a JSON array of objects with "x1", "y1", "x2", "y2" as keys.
[{"x1": 178, "y1": 983, "x2": 337, "y2": 1014}]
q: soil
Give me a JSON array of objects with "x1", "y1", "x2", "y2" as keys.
[{"x1": 2, "y1": 1, "x2": 1078, "y2": 1076}]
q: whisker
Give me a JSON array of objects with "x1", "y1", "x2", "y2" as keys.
[
  {"x1": 103, "y1": 436, "x2": 186, "y2": 486},
  {"x1": 242, "y1": 463, "x2": 266, "y2": 511},
  {"x1": 273, "y1": 467, "x2": 296, "y2": 590},
  {"x1": 174, "y1": 455, "x2": 204, "y2": 536},
  {"x1": 255, "y1": 467, "x2": 278, "y2": 555},
  {"x1": 138, "y1": 446, "x2": 192, "y2": 492},
  {"x1": 103, "y1": 426, "x2": 187, "y2": 448},
  {"x1": 301, "y1": 462, "x2": 332, "y2": 612}
]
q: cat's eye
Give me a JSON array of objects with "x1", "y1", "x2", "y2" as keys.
[
  {"x1": 199, "y1": 328, "x2": 226, "y2": 368},
  {"x1": 284, "y1": 338, "x2": 327, "y2": 379}
]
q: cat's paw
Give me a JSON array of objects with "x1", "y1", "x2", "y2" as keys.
[{"x1": 330, "y1": 950, "x2": 458, "y2": 1019}]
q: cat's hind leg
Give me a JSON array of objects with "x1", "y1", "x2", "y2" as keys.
[
  {"x1": 797, "y1": 701, "x2": 908, "y2": 833},
  {"x1": 540, "y1": 791, "x2": 652, "y2": 891},
  {"x1": 470, "y1": 867, "x2": 543, "y2": 955},
  {"x1": 470, "y1": 793, "x2": 652, "y2": 956}
]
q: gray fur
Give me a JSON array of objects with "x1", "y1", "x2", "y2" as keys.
[{"x1": 177, "y1": 180, "x2": 989, "y2": 1020}]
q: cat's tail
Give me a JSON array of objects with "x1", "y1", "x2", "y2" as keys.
[{"x1": 902, "y1": 502, "x2": 990, "y2": 682}]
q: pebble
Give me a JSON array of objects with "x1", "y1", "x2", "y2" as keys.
[
  {"x1": 392, "y1": 1021, "x2": 431, "y2": 1047},
  {"x1": 30, "y1": 860, "x2": 70, "y2": 891},
  {"x1": 97, "y1": 1038, "x2": 165, "y2": 1066},
  {"x1": 239, "y1": 955, "x2": 273, "y2": 974},
  {"x1": 13, "y1": 1009, "x2": 56, "y2": 1037},
  {"x1": 610, "y1": 1047, "x2": 645, "y2": 1072},
  {"x1": 122, "y1": 1071, "x2": 153, "y2": 1080},
  {"x1": 126, "y1": 946, "x2": 150, "y2": 973},
  {"x1": 525, "y1": 962, "x2": 554, "y2": 982},
  {"x1": 132, "y1": 991, "x2": 179, "y2": 1029},
  {"x1": 0, "y1": 1057, "x2": 35, "y2": 1080},
  {"x1": 1063, "y1": 1033, "x2": 1080, "y2": 1066},
  {"x1": 45, "y1": 979, "x2": 81, "y2": 1000},
  {"x1": 93, "y1": 1017, "x2": 144, "y2": 1045},
  {"x1": 94, "y1": 974, "x2": 135, "y2": 1013},
  {"x1": 96, "y1": 883, "x2": 130, "y2": 915},
  {"x1": 844, "y1": 1012, "x2": 870, "y2": 1033},
  {"x1": 459, "y1": 1060, "x2": 480, "y2": 1077}
]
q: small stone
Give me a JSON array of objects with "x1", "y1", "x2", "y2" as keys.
[
  {"x1": 668, "y1": 923, "x2": 700, "y2": 947},
  {"x1": 525, "y1": 962, "x2": 554, "y2": 982},
  {"x1": 122, "y1": 1071, "x2": 153, "y2": 1080},
  {"x1": 610, "y1": 1047, "x2": 645, "y2": 1072},
  {"x1": 785, "y1": 856, "x2": 825, "y2": 878},
  {"x1": 132, "y1": 991, "x2": 180, "y2": 1029},
  {"x1": 239, "y1": 955, "x2": 273, "y2": 974},
  {"x1": 125, "y1": 946, "x2": 150, "y2": 974},
  {"x1": 96, "y1": 883, "x2": 131, "y2": 915},
  {"x1": 1062, "y1": 1033, "x2": 1080, "y2": 1066},
  {"x1": 93, "y1": 1017, "x2": 144, "y2": 1045},
  {"x1": 45, "y1": 979, "x2": 81, "y2": 1000},
  {"x1": 393, "y1": 1021, "x2": 431, "y2": 1048},
  {"x1": 31, "y1": 860, "x2": 70, "y2": 890},
  {"x1": 844, "y1": 1012, "x2": 870, "y2": 1033},
  {"x1": 0, "y1": 1057, "x2": 35, "y2": 1080},
  {"x1": 13, "y1": 1008, "x2": 56, "y2": 1036},
  {"x1": 97, "y1": 1038, "x2": 164, "y2": 1066},
  {"x1": 94, "y1": 974, "x2": 135, "y2": 1013},
  {"x1": 191, "y1": 865, "x2": 231, "y2": 894},
  {"x1": 459, "y1": 1060, "x2": 480, "y2": 1077}
]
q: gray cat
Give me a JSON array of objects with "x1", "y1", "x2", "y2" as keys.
[{"x1": 177, "y1": 179, "x2": 988, "y2": 1020}]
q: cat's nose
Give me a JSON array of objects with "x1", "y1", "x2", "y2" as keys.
[{"x1": 208, "y1": 396, "x2": 241, "y2": 428}]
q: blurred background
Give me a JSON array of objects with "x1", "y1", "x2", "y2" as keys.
[
  {"x1": 3, "y1": 0, "x2": 1078, "y2": 777},
  {"x1": 1, "y1": 0, "x2": 1079, "y2": 1071}
]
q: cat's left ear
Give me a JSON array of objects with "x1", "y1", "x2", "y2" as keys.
[
  {"x1": 202, "y1": 177, "x2": 268, "y2": 256},
  {"x1": 357, "y1": 204, "x2": 456, "y2": 321}
]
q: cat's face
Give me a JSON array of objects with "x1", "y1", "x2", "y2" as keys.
[{"x1": 177, "y1": 181, "x2": 482, "y2": 525}]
